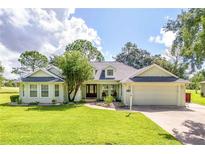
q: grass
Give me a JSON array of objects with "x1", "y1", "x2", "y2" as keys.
[
  {"x1": 0, "y1": 87, "x2": 19, "y2": 104},
  {"x1": 0, "y1": 87, "x2": 181, "y2": 145},
  {"x1": 186, "y1": 89, "x2": 205, "y2": 106}
]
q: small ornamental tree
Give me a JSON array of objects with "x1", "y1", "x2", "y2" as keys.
[{"x1": 59, "y1": 51, "x2": 93, "y2": 102}]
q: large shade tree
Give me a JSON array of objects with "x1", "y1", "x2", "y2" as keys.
[
  {"x1": 59, "y1": 51, "x2": 93, "y2": 102},
  {"x1": 164, "y1": 8, "x2": 205, "y2": 73},
  {"x1": 115, "y1": 42, "x2": 187, "y2": 78},
  {"x1": 115, "y1": 42, "x2": 153, "y2": 69},
  {"x1": 12, "y1": 51, "x2": 48, "y2": 75},
  {"x1": 65, "y1": 39, "x2": 104, "y2": 62}
]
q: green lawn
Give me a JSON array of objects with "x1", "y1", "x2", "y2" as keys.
[
  {"x1": 186, "y1": 89, "x2": 205, "y2": 106},
  {"x1": 0, "y1": 87, "x2": 19, "y2": 103},
  {"x1": 0, "y1": 87, "x2": 180, "y2": 145}
]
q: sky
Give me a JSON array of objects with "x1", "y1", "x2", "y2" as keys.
[{"x1": 0, "y1": 8, "x2": 182, "y2": 79}]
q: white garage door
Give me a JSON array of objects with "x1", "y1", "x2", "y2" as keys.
[{"x1": 132, "y1": 84, "x2": 178, "y2": 105}]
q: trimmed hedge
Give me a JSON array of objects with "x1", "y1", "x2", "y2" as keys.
[{"x1": 10, "y1": 95, "x2": 19, "y2": 102}]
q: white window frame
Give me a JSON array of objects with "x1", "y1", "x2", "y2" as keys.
[
  {"x1": 41, "y1": 84, "x2": 49, "y2": 98},
  {"x1": 105, "y1": 69, "x2": 114, "y2": 78},
  {"x1": 55, "y1": 84, "x2": 60, "y2": 97},
  {"x1": 30, "y1": 84, "x2": 37, "y2": 98}
]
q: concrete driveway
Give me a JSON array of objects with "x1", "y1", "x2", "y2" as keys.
[{"x1": 133, "y1": 103, "x2": 205, "y2": 145}]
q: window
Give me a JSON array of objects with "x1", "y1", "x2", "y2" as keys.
[
  {"x1": 41, "y1": 85, "x2": 49, "y2": 97},
  {"x1": 107, "y1": 69, "x2": 113, "y2": 76},
  {"x1": 30, "y1": 84, "x2": 37, "y2": 97},
  {"x1": 55, "y1": 84, "x2": 59, "y2": 97},
  {"x1": 22, "y1": 84, "x2": 25, "y2": 97}
]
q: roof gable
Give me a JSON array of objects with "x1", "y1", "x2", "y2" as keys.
[
  {"x1": 137, "y1": 64, "x2": 178, "y2": 78},
  {"x1": 30, "y1": 70, "x2": 52, "y2": 77},
  {"x1": 25, "y1": 68, "x2": 61, "y2": 79}
]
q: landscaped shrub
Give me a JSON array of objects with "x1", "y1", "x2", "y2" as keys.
[
  {"x1": 10, "y1": 95, "x2": 19, "y2": 102},
  {"x1": 104, "y1": 95, "x2": 114, "y2": 106},
  {"x1": 17, "y1": 98, "x2": 22, "y2": 104},
  {"x1": 52, "y1": 99, "x2": 56, "y2": 104},
  {"x1": 201, "y1": 92, "x2": 204, "y2": 97}
]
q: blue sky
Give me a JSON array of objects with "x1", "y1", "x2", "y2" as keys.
[
  {"x1": 74, "y1": 9, "x2": 182, "y2": 59},
  {"x1": 0, "y1": 8, "x2": 182, "y2": 78}
]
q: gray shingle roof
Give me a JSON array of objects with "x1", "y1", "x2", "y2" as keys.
[
  {"x1": 127, "y1": 76, "x2": 189, "y2": 83},
  {"x1": 20, "y1": 62, "x2": 189, "y2": 83},
  {"x1": 21, "y1": 77, "x2": 64, "y2": 82},
  {"x1": 91, "y1": 61, "x2": 138, "y2": 80}
]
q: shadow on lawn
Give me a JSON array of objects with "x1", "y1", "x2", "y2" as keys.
[{"x1": 26, "y1": 104, "x2": 82, "y2": 111}]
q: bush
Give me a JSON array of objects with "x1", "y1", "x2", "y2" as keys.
[
  {"x1": 17, "y1": 98, "x2": 22, "y2": 104},
  {"x1": 201, "y1": 92, "x2": 204, "y2": 97},
  {"x1": 10, "y1": 95, "x2": 19, "y2": 102},
  {"x1": 104, "y1": 95, "x2": 114, "y2": 106},
  {"x1": 52, "y1": 99, "x2": 56, "y2": 104}
]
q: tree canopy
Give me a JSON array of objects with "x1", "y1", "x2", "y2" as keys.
[
  {"x1": 114, "y1": 42, "x2": 153, "y2": 69},
  {"x1": 12, "y1": 51, "x2": 48, "y2": 75},
  {"x1": 164, "y1": 8, "x2": 205, "y2": 73},
  {"x1": 115, "y1": 42, "x2": 187, "y2": 78},
  {"x1": 59, "y1": 51, "x2": 93, "y2": 101},
  {"x1": 187, "y1": 70, "x2": 205, "y2": 93},
  {"x1": 65, "y1": 39, "x2": 104, "y2": 62}
]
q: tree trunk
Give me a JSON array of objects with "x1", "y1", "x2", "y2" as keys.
[{"x1": 70, "y1": 84, "x2": 81, "y2": 102}]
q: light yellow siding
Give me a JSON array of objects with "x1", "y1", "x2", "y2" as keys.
[
  {"x1": 30, "y1": 70, "x2": 52, "y2": 77},
  {"x1": 139, "y1": 67, "x2": 171, "y2": 77}
]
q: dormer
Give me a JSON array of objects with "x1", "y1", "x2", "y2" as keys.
[{"x1": 104, "y1": 65, "x2": 116, "y2": 78}]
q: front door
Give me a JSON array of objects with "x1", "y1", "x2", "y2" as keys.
[{"x1": 86, "y1": 84, "x2": 97, "y2": 98}]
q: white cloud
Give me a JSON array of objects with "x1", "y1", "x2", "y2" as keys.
[
  {"x1": 149, "y1": 28, "x2": 176, "y2": 48},
  {"x1": 0, "y1": 8, "x2": 102, "y2": 79},
  {"x1": 0, "y1": 42, "x2": 20, "y2": 79}
]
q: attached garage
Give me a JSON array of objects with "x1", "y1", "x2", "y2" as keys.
[
  {"x1": 122, "y1": 64, "x2": 189, "y2": 106},
  {"x1": 132, "y1": 84, "x2": 178, "y2": 105}
]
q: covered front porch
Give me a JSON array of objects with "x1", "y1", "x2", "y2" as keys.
[{"x1": 81, "y1": 81, "x2": 122, "y2": 101}]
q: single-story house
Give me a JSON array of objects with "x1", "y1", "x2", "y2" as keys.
[
  {"x1": 19, "y1": 62, "x2": 189, "y2": 106},
  {"x1": 200, "y1": 81, "x2": 205, "y2": 96}
]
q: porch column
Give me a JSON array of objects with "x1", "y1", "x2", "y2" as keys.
[
  {"x1": 177, "y1": 84, "x2": 181, "y2": 106},
  {"x1": 129, "y1": 85, "x2": 133, "y2": 110},
  {"x1": 122, "y1": 84, "x2": 126, "y2": 104}
]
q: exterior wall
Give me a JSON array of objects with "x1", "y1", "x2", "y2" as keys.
[
  {"x1": 139, "y1": 67, "x2": 171, "y2": 77},
  {"x1": 201, "y1": 83, "x2": 205, "y2": 96},
  {"x1": 30, "y1": 70, "x2": 52, "y2": 77},
  {"x1": 20, "y1": 82, "x2": 64, "y2": 104}
]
